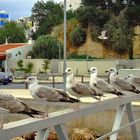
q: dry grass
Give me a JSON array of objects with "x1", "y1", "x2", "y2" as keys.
[{"x1": 11, "y1": 128, "x2": 127, "y2": 140}]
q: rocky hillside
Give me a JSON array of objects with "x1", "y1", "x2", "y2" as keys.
[{"x1": 51, "y1": 20, "x2": 140, "y2": 59}]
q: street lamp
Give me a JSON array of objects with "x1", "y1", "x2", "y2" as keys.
[{"x1": 63, "y1": 0, "x2": 67, "y2": 91}]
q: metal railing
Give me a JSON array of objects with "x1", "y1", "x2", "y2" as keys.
[{"x1": 0, "y1": 93, "x2": 140, "y2": 140}]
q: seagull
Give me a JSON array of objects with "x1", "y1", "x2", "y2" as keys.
[
  {"x1": 107, "y1": 68, "x2": 140, "y2": 94},
  {"x1": 98, "y1": 30, "x2": 108, "y2": 40},
  {"x1": 25, "y1": 76, "x2": 79, "y2": 103},
  {"x1": 125, "y1": 74, "x2": 140, "y2": 88},
  {"x1": 0, "y1": 90, "x2": 45, "y2": 118},
  {"x1": 89, "y1": 67, "x2": 124, "y2": 96},
  {"x1": 64, "y1": 68, "x2": 102, "y2": 101}
]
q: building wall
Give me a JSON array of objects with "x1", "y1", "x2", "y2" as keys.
[
  {"x1": 66, "y1": 0, "x2": 81, "y2": 10},
  {"x1": 6, "y1": 44, "x2": 33, "y2": 73},
  {"x1": 7, "y1": 58, "x2": 140, "y2": 75},
  {"x1": 6, "y1": 44, "x2": 33, "y2": 59}
]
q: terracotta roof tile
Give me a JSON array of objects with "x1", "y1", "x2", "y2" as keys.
[{"x1": 0, "y1": 43, "x2": 28, "y2": 52}]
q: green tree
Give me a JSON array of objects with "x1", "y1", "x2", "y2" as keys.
[
  {"x1": 104, "y1": 10, "x2": 133, "y2": 55},
  {"x1": 30, "y1": 35, "x2": 63, "y2": 59},
  {"x1": 81, "y1": 0, "x2": 103, "y2": 7},
  {"x1": 42, "y1": 59, "x2": 49, "y2": 73},
  {"x1": 70, "y1": 26, "x2": 86, "y2": 47},
  {"x1": 0, "y1": 21, "x2": 26, "y2": 44},
  {"x1": 31, "y1": 1, "x2": 63, "y2": 38},
  {"x1": 126, "y1": 6, "x2": 140, "y2": 26},
  {"x1": 76, "y1": 5, "x2": 111, "y2": 28},
  {"x1": 0, "y1": 28, "x2": 6, "y2": 44},
  {"x1": 67, "y1": 10, "x2": 76, "y2": 20}
]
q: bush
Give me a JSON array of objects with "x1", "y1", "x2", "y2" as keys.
[
  {"x1": 25, "y1": 62, "x2": 34, "y2": 73},
  {"x1": 70, "y1": 26, "x2": 87, "y2": 47},
  {"x1": 67, "y1": 53, "x2": 97, "y2": 59}
]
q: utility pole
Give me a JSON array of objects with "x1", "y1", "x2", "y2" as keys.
[{"x1": 63, "y1": 0, "x2": 67, "y2": 91}]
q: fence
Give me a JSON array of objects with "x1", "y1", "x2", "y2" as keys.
[{"x1": 0, "y1": 93, "x2": 140, "y2": 140}]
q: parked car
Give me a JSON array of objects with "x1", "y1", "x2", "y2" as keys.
[{"x1": 0, "y1": 72, "x2": 13, "y2": 85}]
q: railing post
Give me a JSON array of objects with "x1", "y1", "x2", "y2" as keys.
[
  {"x1": 52, "y1": 75, "x2": 55, "y2": 88},
  {"x1": 35, "y1": 128, "x2": 50, "y2": 140},
  {"x1": 110, "y1": 104, "x2": 126, "y2": 140},
  {"x1": 126, "y1": 103, "x2": 139, "y2": 140},
  {"x1": 81, "y1": 75, "x2": 84, "y2": 83},
  {"x1": 54, "y1": 124, "x2": 69, "y2": 140}
]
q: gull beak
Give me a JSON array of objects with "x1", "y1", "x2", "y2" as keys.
[
  {"x1": 88, "y1": 70, "x2": 90, "y2": 73},
  {"x1": 63, "y1": 72, "x2": 67, "y2": 75},
  {"x1": 24, "y1": 79, "x2": 28, "y2": 83}
]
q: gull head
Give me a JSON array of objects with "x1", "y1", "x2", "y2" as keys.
[
  {"x1": 127, "y1": 74, "x2": 134, "y2": 78},
  {"x1": 125, "y1": 74, "x2": 134, "y2": 80},
  {"x1": 108, "y1": 68, "x2": 118, "y2": 75},
  {"x1": 89, "y1": 67, "x2": 97, "y2": 74},
  {"x1": 25, "y1": 76, "x2": 38, "y2": 84},
  {"x1": 64, "y1": 68, "x2": 73, "y2": 76}
]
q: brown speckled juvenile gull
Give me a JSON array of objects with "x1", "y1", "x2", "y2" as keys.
[
  {"x1": 108, "y1": 68, "x2": 140, "y2": 94},
  {"x1": 125, "y1": 74, "x2": 140, "y2": 88},
  {"x1": 25, "y1": 76, "x2": 79, "y2": 103},
  {"x1": 0, "y1": 90, "x2": 45, "y2": 118}
]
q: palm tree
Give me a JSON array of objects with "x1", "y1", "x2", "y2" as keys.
[{"x1": 42, "y1": 60, "x2": 49, "y2": 74}]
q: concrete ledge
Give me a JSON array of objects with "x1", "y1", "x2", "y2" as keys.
[{"x1": 118, "y1": 69, "x2": 140, "y2": 78}]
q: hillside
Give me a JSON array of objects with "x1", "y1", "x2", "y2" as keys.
[{"x1": 51, "y1": 20, "x2": 140, "y2": 59}]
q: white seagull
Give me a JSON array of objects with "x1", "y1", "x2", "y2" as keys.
[
  {"x1": 89, "y1": 67, "x2": 124, "y2": 96},
  {"x1": 125, "y1": 74, "x2": 140, "y2": 88},
  {"x1": 98, "y1": 30, "x2": 108, "y2": 40},
  {"x1": 0, "y1": 90, "x2": 45, "y2": 118},
  {"x1": 25, "y1": 76, "x2": 79, "y2": 103},
  {"x1": 64, "y1": 68, "x2": 102, "y2": 101},
  {"x1": 107, "y1": 68, "x2": 140, "y2": 94}
]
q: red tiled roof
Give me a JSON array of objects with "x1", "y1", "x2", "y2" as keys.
[{"x1": 0, "y1": 43, "x2": 27, "y2": 52}]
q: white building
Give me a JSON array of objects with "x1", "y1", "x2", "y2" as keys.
[
  {"x1": 66, "y1": 0, "x2": 81, "y2": 11},
  {"x1": 0, "y1": 43, "x2": 33, "y2": 73},
  {"x1": 0, "y1": 11, "x2": 10, "y2": 27}
]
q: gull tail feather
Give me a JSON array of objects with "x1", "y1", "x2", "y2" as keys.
[
  {"x1": 116, "y1": 91, "x2": 125, "y2": 96},
  {"x1": 130, "y1": 85, "x2": 140, "y2": 94},
  {"x1": 18, "y1": 109, "x2": 45, "y2": 118},
  {"x1": 60, "y1": 97, "x2": 80, "y2": 103}
]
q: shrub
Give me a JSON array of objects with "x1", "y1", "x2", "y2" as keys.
[
  {"x1": 42, "y1": 59, "x2": 49, "y2": 73},
  {"x1": 25, "y1": 62, "x2": 34, "y2": 73},
  {"x1": 70, "y1": 26, "x2": 87, "y2": 47}
]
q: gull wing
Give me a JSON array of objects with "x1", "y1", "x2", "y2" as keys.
[
  {"x1": 34, "y1": 85, "x2": 63, "y2": 100},
  {"x1": 114, "y1": 76, "x2": 134, "y2": 91},
  {"x1": 133, "y1": 76, "x2": 140, "y2": 84},
  {"x1": 95, "y1": 78, "x2": 115, "y2": 93}
]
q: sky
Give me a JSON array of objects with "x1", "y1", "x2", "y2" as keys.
[{"x1": 0, "y1": 0, "x2": 62, "y2": 20}]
